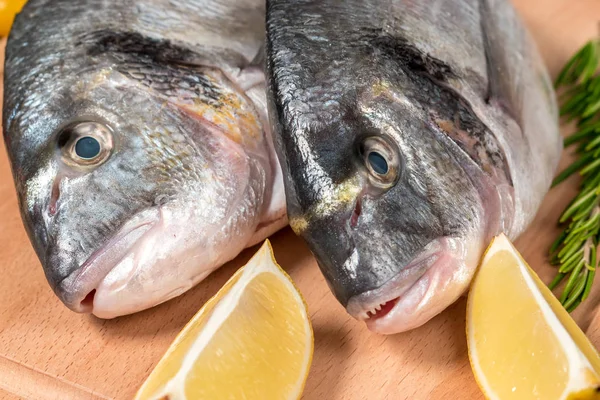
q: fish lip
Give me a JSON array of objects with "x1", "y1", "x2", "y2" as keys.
[
  {"x1": 345, "y1": 240, "x2": 444, "y2": 321},
  {"x1": 56, "y1": 208, "x2": 161, "y2": 313}
]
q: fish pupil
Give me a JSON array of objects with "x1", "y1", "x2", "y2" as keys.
[
  {"x1": 75, "y1": 137, "x2": 101, "y2": 159},
  {"x1": 367, "y1": 151, "x2": 388, "y2": 175}
]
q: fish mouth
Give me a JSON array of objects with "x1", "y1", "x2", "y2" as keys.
[
  {"x1": 346, "y1": 237, "x2": 475, "y2": 334},
  {"x1": 56, "y1": 208, "x2": 161, "y2": 314}
]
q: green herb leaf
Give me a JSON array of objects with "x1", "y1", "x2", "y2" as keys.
[{"x1": 549, "y1": 38, "x2": 600, "y2": 312}]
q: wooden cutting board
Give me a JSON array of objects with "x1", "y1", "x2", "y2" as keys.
[{"x1": 1, "y1": 1, "x2": 600, "y2": 399}]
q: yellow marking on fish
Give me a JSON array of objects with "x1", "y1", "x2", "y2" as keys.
[
  {"x1": 289, "y1": 216, "x2": 309, "y2": 234},
  {"x1": 190, "y1": 72, "x2": 261, "y2": 147},
  {"x1": 181, "y1": 89, "x2": 263, "y2": 150},
  {"x1": 24, "y1": 155, "x2": 57, "y2": 212},
  {"x1": 291, "y1": 177, "x2": 362, "y2": 234},
  {"x1": 313, "y1": 177, "x2": 361, "y2": 216},
  {"x1": 71, "y1": 68, "x2": 112, "y2": 98},
  {"x1": 366, "y1": 78, "x2": 414, "y2": 109},
  {"x1": 372, "y1": 79, "x2": 392, "y2": 98}
]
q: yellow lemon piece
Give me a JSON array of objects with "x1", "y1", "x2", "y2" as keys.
[
  {"x1": 467, "y1": 233, "x2": 600, "y2": 400},
  {"x1": 135, "y1": 240, "x2": 313, "y2": 400},
  {"x1": 0, "y1": 0, "x2": 27, "y2": 37}
]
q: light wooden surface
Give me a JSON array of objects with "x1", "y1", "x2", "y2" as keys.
[{"x1": 1, "y1": 2, "x2": 600, "y2": 399}]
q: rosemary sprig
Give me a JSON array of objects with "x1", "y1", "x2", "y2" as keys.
[{"x1": 549, "y1": 38, "x2": 600, "y2": 311}]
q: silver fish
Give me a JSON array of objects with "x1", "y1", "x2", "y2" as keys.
[
  {"x1": 3, "y1": 0, "x2": 286, "y2": 318},
  {"x1": 266, "y1": 0, "x2": 562, "y2": 333}
]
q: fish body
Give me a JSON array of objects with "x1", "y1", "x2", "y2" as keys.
[
  {"x1": 3, "y1": 0, "x2": 286, "y2": 318},
  {"x1": 266, "y1": 0, "x2": 562, "y2": 333}
]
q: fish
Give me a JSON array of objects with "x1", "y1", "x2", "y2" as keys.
[
  {"x1": 265, "y1": 0, "x2": 562, "y2": 333},
  {"x1": 3, "y1": 0, "x2": 287, "y2": 318}
]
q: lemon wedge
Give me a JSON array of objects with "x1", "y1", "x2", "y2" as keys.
[
  {"x1": 135, "y1": 240, "x2": 313, "y2": 400},
  {"x1": 467, "y1": 233, "x2": 600, "y2": 400}
]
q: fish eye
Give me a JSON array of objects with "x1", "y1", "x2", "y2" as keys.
[
  {"x1": 58, "y1": 121, "x2": 113, "y2": 168},
  {"x1": 367, "y1": 151, "x2": 389, "y2": 175},
  {"x1": 74, "y1": 137, "x2": 101, "y2": 160},
  {"x1": 359, "y1": 136, "x2": 400, "y2": 187}
]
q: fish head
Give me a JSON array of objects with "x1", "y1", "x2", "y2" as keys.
[
  {"x1": 4, "y1": 34, "x2": 272, "y2": 318},
  {"x1": 268, "y1": 30, "x2": 507, "y2": 334}
]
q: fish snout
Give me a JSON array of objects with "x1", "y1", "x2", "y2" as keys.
[
  {"x1": 344, "y1": 237, "x2": 482, "y2": 334},
  {"x1": 48, "y1": 209, "x2": 161, "y2": 314},
  {"x1": 344, "y1": 252, "x2": 434, "y2": 322},
  {"x1": 315, "y1": 247, "x2": 373, "y2": 308},
  {"x1": 42, "y1": 251, "x2": 92, "y2": 313},
  {"x1": 42, "y1": 240, "x2": 92, "y2": 312},
  {"x1": 56, "y1": 273, "x2": 97, "y2": 313}
]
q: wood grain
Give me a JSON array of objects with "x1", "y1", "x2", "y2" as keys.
[{"x1": 1, "y1": 1, "x2": 599, "y2": 399}]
